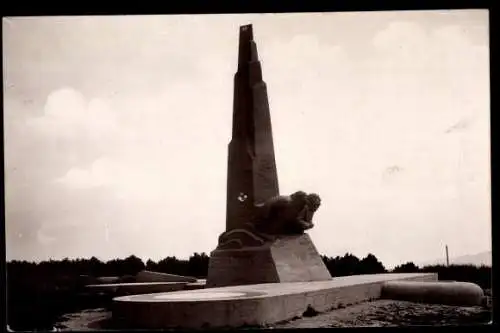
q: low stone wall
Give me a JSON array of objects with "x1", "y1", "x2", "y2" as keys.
[{"x1": 135, "y1": 271, "x2": 197, "y2": 283}]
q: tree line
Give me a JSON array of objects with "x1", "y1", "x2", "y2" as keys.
[
  {"x1": 321, "y1": 254, "x2": 491, "y2": 290},
  {"x1": 7, "y1": 252, "x2": 491, "y2": 288},
  {"x1": 6, "y1": 253, "x2": 210, "y2": 331},
  {"x1": 7, "y1": 253, "x2": 210, "y2": 280}
]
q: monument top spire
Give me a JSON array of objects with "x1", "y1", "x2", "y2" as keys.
[
  {"x1": 238, "y1": 24, "x2": 259, "y2": 69},
  {"x1": 240, "y1": 24, "x2": 253, "y2": 35}
]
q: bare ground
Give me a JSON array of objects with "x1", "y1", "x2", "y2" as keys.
[
  {"x1": 55, "y1": 309, "x2": 112, "y2": 331},
  {"x1": 271, "y1": 300, "x2": 492, "y2": 328},
  {"x1": 54, "y1": 299, "x2": 492, "y2": 330}
]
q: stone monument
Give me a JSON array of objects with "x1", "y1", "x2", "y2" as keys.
[
  {"x1": 111, "y1": 25, "x2": 465, "y2": 330},
  {"x1": 206, "y1": 24, "x2": 331, "y2": 287}
]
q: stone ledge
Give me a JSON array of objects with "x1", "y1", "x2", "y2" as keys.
[{"x1": 86, "y1": 282, "x2": 187, "y2": 296}]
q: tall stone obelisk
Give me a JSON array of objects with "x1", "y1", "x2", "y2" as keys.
[
  {"x1": 207, "y1": 25, "x2": 332, "y2": 288},
  {"x1": 226, "y1": 24, "x2": 280, "y2": 232}
]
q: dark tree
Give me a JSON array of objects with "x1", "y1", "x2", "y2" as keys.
[
  {"x1": 123, "y1": 255, "x2": 145, "y2": 275},
  {"x1": 323, "y1": 253, "x2": 386, "y2": 276},
  {"x1": 393, "y1": 262, "x2": 420, "y2": 273},
  {"x1": 322, "y1": 253, "x2": 362, "y2": 277},
  {"x1": 146, "y1": 259, "x2": 158, "y2": 271},
  {"x1": 156, "y1": 256, "x2": 189, "y2": 276},
  {"x1": 188, "y1": 252, "x2": 209, "y2": 278},
  {"x1": 337, "y1": 253, "x2": 362, "y2": 276},
  {"x1": 421, "y1": 264, "x2": 491, "y2": 289},
  {"x1": 88, "y1": 256, "x2": 103, "y2": 276},
  {"x1": 358, "y1": 253, "x2": 386, "y2": 274}
]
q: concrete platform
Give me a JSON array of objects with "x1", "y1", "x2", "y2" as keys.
[
  {"x1": 86, "y1": 282, "x2": 187, "y2": 296},
  {"x1": 381, "y1": 280, "x2": 484, "y2": 306},
  {"x1": 112, "y1": 273, "x2": 437, "y2": 329}
]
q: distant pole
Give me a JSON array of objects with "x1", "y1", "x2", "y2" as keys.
[{"x1": 445, "y1": 245, "x2": 450, "y2": 266}]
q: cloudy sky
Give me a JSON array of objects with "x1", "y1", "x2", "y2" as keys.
[{"x1": 3, "y1": 10, "x2": 490, "y2": 268}]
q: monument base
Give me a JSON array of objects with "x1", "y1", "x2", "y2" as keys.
[{"x1": 206, "y1": 234, "x2": 331, "y2": 287}]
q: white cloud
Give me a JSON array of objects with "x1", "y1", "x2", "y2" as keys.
[
  {"x1": 56, "y1": 157, "x2": 113, "y2": 189},
  {"x1": 26, "y1": 87, "x2": 119, "y2": 140},
  {"x1": 372, "y1": 21, "x2": 429, "y2": 59},
  {"x1": 37, "y1": 229, "x2": 57, "y2": 246}
]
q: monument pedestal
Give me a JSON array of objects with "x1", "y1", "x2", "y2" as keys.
[{"x1": 207, "y1": 234, "x2": 332, "y2": 287}]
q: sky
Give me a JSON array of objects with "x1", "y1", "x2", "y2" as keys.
[{"x1": 3, "y1": 10, "x2": 491, "y2": 268}]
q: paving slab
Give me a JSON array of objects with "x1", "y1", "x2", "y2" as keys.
[{"x1": 112, "y1": 273, "x2": 437, "y2": 329}]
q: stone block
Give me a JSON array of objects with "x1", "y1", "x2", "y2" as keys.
[{"x1": 206, "y1": 234, "x2": 331, "y2": 287}]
